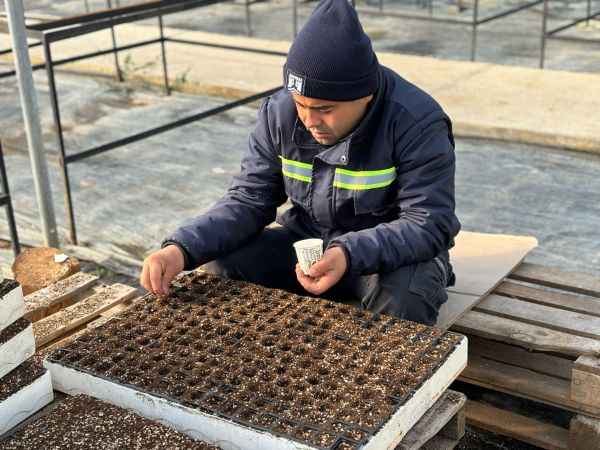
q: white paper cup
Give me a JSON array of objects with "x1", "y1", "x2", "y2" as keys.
[{"x1": 293, "y1": 238, "x2": 324, "y2": 275}]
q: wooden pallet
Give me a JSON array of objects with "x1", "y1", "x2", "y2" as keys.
[
  {"x1": 24, "y1": 272, "x2": 138, "y2": 353},
  {"x1": 451, "y1": 262, "x2": 600, "y2": 450},
  {"x1": 398, "y1": 390, "x2": 466, "y2": 450}
]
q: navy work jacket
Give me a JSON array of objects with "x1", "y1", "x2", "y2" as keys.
[{"x1": 166, "y1": 66, "x2": 461, "y2": 276}]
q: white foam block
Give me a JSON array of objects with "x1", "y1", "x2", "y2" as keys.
[
  {"x1": 0, "y1": 284, "x2": 25, "y2": 333},
  {"x1": 0, "y1": 370, "x2": 53, "y2": 436},
  {"x1": 0, "y1": 323, "x2": 35, "y2": 380},
  {"x1": 46, "y1": 337, "x2": 467, "y2": 450}
]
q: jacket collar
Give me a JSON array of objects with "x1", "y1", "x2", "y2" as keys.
[{"x1": 291, "y1": 67, "x2": 385, "y2": 166}]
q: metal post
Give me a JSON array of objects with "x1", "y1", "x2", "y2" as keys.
[
  {"x1": 540, "y1": 0, "x2": 548, "y2": 68},
  {"x1": 3, "y1": 0, "x2": 59, "y2": 248},
  {"x1": 586, "y1": 0, "x2": 591, "y2": 26},
  {"x1": 0, "y1": 142, "x2": 20, "y2": 255},
  {"x1": 158, "y1": 15, "x2": 171, "y2": 95},
  {"x1": 106, "y1": 0, "x2": 124, "y2": 82},
  {"x1": 42, "y1": 37, "x2": 78, "y2": 245},
  {"x1": 293, "y1": 0, "x2": 298, "y2": 38},
  {"x1": 245, "y1": 0, "x2": 252, "y2": 37},
  {"x1": 470, "y1": 0, "x2": 480, "y2": 61}
]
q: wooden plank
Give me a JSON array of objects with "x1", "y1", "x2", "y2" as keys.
[
  {"x1": 448, "y1": 231, "x2": 537, "y2": 297},
  {"x1": 569, "y1": 415, "x2": 600, "y2": 450},
  {"x1": 465, "y1": 400, "x2": 568, "y2": 450},
  {"x1": 460, "y1": 355, "x2": 600, "y2": 417},
  {"x1": 510, "y1": 262, "x2": 600, "y2": 299},
  {"x1": 23, "y1": 272, "x2": 98, "y2": 322},
  {"x1": 468, "y1": 335, "x2": 574, "y2": 380},
  {"x1": 396, "y1": 390, "x2": 466, "y2": 450},
  {"x1": 571, "y1": 369, "x2": 600, "y2": 409},
  {"x1": 495, "y1": 281, "x2": 600, "y2": 318},
  {"x1": 436, "y1": 392, "x2": 466, "y2": 441},
  {"x1": 435, "y1": 292, "x2": 481, "y2": 330},
  {"x1": 32, "y1": 284, "x2": 136, "y2": 347},
  {"x1": 574, "y1": 355, "x2": 600, "y2": 376},
  {"x1": 453, "y1": 310, "x2": 600, "y2": 357},
  {"x1": 475, "y1": 294, "x2": 600, "y2": 340}
]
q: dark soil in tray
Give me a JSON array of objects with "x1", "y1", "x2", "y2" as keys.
[
  {"x1": 0, "y1": 279, "x2": 19, "y2": 300},
  {"x1": 0, "y1": 394, "x2": 221, "y2": 449},
  {"x1": 0, "y1": 318, "x2": 30, "y2": 346},
  {"x1": 48, "y1": 272, "x2": 463, "y2": 450},
  {"x1": 0, "y1": 358, "x2": 45, "y2": 402}
]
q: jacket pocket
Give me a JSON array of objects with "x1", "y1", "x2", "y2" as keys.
[
  {"x1": 408, "y1": 259, "x2": 448, "y2": 310},
  {"x1": 354, "y1": 186, "x2": 396, "y2": 216},
  {"x1": 284, "y1": 177, "x2": 311, "y2": 207}
]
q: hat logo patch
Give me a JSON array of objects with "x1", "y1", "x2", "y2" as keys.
[{"x1": 287, "y1": 72, "x2": 305, "y2": 95}]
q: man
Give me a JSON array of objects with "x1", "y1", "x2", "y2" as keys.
[{"x1": 141, "y1": 0, "x2": 461, "y2": 326}]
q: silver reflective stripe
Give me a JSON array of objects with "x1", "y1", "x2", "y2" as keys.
[
  {"x1": 279, "y1": 156, "x2": 312, "y2": 183},
  {"x1": 335, "y1": 172, "x2": 395, "y2": 185},
  {"x1": 333, "y1": 167, "x2": 396, "y2": 190}
]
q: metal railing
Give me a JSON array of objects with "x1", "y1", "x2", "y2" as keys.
[
  {"x1": 0, "y1": 0, "x2": 283, "y2": 245},
  {"x1": 0, "y1": 141, "x2": 20, "y2": 256},
  {"x1": 540, "y1": 0, "x2": 600, "y2": 68}
]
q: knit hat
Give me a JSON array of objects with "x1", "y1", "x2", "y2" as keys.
[{"x1": 284, "y1": 0, "x2": 379, "y2": 101}]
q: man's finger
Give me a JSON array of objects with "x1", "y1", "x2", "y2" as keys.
[
  {"x1": 295, "y1": 264, "x2": 319, "y2": 293},
  {"x1": 308, "y1": 258, "x2": 329, "y2": 278},
  {"x1": 161, "y1": 264, "x2": 179, "y2": 295},
  {"x1": 148, "y1": 259, "x2": 164, "y2": 295},
  {"x1": 140, "y1": 262, "x2": 149, "y2": 292}
]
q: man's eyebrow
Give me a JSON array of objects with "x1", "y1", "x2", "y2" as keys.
[{"x1": 294, "y1": 100, "x2": 335, "y2": 110}]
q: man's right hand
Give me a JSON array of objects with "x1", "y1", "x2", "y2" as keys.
[{"x1": 140, "y1": 245, "x2": 185, "y2": 296}]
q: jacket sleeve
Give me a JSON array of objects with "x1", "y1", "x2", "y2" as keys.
[
  {"x1": 330, "y1": 120, "x2": 461, "y2": 275},
  {"x1": 162, "y1": 98, "x2": 287, "y2": 270}
]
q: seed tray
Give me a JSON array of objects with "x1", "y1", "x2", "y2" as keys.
[
  {"x1": 0, "y1": 358, "x2": 53, "y2": 436},
  {"x1": 0, "y1": 319, "x2": 35, "y2": 380},
  {"x1": 45, "y1": 272, "x2": 467, "y2": 450},
  {"x1": 0, "y1": 394, "x2": 220, "y2": 449},
  {"x1": 0, "y1": 280, "x2": 24, "y2": 334}
]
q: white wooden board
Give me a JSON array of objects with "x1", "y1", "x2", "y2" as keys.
[{"x1": 448, "y1": 231, "x2": 537, "y2": 297}]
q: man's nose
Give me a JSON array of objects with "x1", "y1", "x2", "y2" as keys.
[{"x1": 304, "y1": 109, "x2": 322, "y2": 129}]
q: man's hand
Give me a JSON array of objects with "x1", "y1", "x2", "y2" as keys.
[
  {"x1": 140, "y1": 245, "x2": 185, "y2": 296},
  {"x1": 296, "y1": 246, "x2": 347, "y2": 295}
]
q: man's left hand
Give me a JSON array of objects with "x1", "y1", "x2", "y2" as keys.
[{"x1": 296, "y1": 246, "x2": 347, "y2": 295}]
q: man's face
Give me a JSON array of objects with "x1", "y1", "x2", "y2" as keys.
[{"x1": 292, "y1": 93, "x2": 374, "y2": 145}]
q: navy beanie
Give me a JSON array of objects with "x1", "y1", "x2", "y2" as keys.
[{"x1": 284, "y1": 0, "x2": 379, "y2": 101}]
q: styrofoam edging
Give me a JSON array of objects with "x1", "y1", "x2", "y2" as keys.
[
  {"x1": 0, "y1": 285, "x2": 24, "y2": 333},
  {"x1": 0, "y1": 324, "x2": 35, "y2": 380},
  {"x1": 46, "y1": 337, "x2": 467, "y2": 450},
  {"x1": 0, "y1": 370, "x2": 53, "y2": 436},
  {"x1": 363, "y1": 337, "x2": 468, "y2": 449}
]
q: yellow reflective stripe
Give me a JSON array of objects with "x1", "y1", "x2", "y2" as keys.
[
  {"x1": 335, "y1": 167, "x2": 395, "y2": 177},
  {"x1": 279, "y1": 155, "x2": 313, "y2": 170},
  {"x1": 282, "y1": 169, "x2": 311, "y2": 183},
  {"x1": 333, "y1": 179, "x2": 395, "y2": 190}
]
